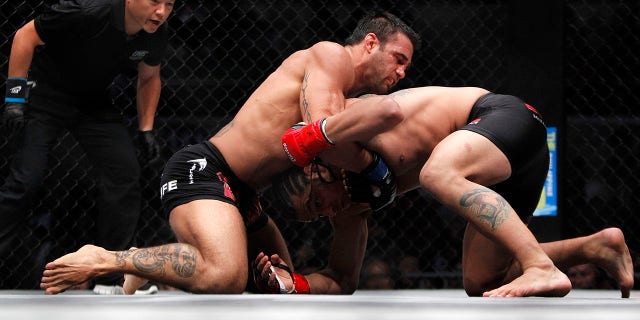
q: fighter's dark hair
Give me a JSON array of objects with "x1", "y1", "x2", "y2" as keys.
[
  {"x1": 267, "y1": 166, "x2": 309, "y2": 221},
  {"x1": 344, "y1": 11, "x2": 422, "y2": 51}
]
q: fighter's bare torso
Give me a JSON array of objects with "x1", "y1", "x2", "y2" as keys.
[
  {"x1": 210, "y1": 42, "x2": 355, "y2": 188},
  {"x1": 359, "y1": 86, "x2": 489, "y2": 191}
]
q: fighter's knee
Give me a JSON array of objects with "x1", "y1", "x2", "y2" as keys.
[
  {"x1": 463, "y1": 277, "x2": 490, "y2": 297},
  {"x1": 190, "y1": 263, "x2": 248, "y2": 294},
  {"x1": 464, "y1": 286, "x2": 484, "y2": 297},
  {"x1": 337, "y1": 277, "x2": 359, "y2": 295},
  {"x1": 224, "y1": 267, "x2": 249, "y2": 293},
  {"x1": 463, "y1": 272, "x2": 507, "y2": 297},
  {"x1": 419, "y1": 161, "x2": 451, "y2": 194}
]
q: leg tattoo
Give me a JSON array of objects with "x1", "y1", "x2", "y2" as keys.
[
  {"x1": 130, "y1": 244, "x2": 196, "y2": 278},
  {"x1": 115, "y1": 249, "x2": 135, "y2": 267},
  {"x1": 459, "y1": 188, "x2": 510, "y2": 230}
]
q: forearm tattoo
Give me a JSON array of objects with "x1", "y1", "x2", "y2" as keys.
[
  {"x1": 301, "y1": 72, "x2": 311, "y2": 122},
  {"x1": 459, "y1": 188, "x2": 510, "y2": 230},
  {"x1": 121, "y1": 244, "x2": 196, "y2": 278}
]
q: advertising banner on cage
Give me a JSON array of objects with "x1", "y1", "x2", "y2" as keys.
[{"x1": 534, "y1": 127, "x2": 557, "y2": 216}]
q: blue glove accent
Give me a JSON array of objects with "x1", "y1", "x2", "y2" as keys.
[
  {"x1": 3, "y1": 78, "x2": 29, "y2": 133},
  {"x1": 364, "y1": 155, "x2": 391, "y2": 182},
  {"x1": 345, "y1": 152, "x2": 397, "y2": 211},
  {"x1": 5, "y1": 97, "x2": 26, "y2": 103}
]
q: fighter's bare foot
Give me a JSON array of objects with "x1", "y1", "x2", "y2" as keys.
[
  {"x1": 483, "y1": 266, "x2": 572, "y2": 297},
  {"x1": 585, "y1": 228, "x2": 634, "y2": 298},
  {"x1": 40, "y1": 244, "x2": 110, "y2": 295}
]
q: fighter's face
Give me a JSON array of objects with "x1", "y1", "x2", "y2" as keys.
[
  {"x1": 367, "y1": 32, "x2": 414, "y2": 94},
  {"x1": 290, "y1": 162, "x2": 351, "y2": 222},
  {"x1": 126, "y1": 0, "x2": 174, "y2": 34}
]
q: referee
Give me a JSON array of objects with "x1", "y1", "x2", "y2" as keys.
[{"x1": 0, "y1": 0, "x2": 173, "y2": 293}]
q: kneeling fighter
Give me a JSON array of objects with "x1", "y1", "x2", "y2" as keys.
[{"x1": 255, "y1": 86, "x2": 634, "y2": 297}]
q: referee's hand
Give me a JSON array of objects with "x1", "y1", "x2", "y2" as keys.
[
  {"x1": 137, "y1": 129, "x2": 161, "y2": 163},
  {"x1": 2, "y1": 103, "x2": 26, "y2": 133}
]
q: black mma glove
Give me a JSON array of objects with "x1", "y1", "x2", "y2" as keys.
[
  {"x1": 137, "y1": 130, "x2": 161, "y2": 163},
  {"x1": 345, "y1": 151, "x2": 397, "y2": 211},
  {"x1": 3, "y1": 78, "x2": 29, "y2": 132}
]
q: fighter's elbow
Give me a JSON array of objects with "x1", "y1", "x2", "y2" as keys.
[{"x1": 377, "y1": 96, "x2": 404, "y2": 128}]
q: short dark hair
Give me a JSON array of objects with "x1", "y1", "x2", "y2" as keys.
[
  {"x1": 266, "y1": 166, "x2": 309, "y2": 221},
  {"x1": 345, "y1": 11, "x2": 422, "y2": 51}
]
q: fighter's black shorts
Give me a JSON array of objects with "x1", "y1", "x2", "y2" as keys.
[
  {"x1": 159, "y1": 140, "x2": 268, "y2": 232},
  {"x1": 460, "y1": 93, "x2": 549, "y2": 221}
]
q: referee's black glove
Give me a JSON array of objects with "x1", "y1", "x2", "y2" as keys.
[
  {"x1": 3, "y1": 77, "x2": 29, "y2": 133},
  {"x1": 2, "y1": 103, "x2": 26, "y2": 132},
  {"x1": 137, "y1": 130, "x2": 161, "y2": 163}
]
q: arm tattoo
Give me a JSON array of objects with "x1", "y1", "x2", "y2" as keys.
[
  {"x1": 130, "y1": 244, "x2": 196, "y2": 278},
  {"x1": 301, "y1": 72, "x2": 311, "y2": 122},
  {"x1": 459, "y1": 188, "x2": 510, "y2": 230},
  {"x1": 214, "y1": 121, "x2": 233, "y2": 137}
]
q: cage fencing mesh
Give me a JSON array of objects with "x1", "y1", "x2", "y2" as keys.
[{"x1": 0, "y1": 0, "x2": 638, "y2": 290}]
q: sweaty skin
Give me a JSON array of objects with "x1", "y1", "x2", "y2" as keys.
[
  {"x1": 275, "y1": 86, "x2": 633, "y2": 297},
  {"x1": 41, "y1": 14, "x2": 418, "y2": 294}
]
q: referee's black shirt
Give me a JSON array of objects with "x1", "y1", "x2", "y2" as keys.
[{"x1": 29, "y1": 0, "x2": 168, "y2": 103}]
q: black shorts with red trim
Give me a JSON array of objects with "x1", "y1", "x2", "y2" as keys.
[
  {"x1": 159, "y1": 140, "x2": 268, "y2": 232},
  {"x1": 461, "y1": 93, "x2": 549, "y2": 221}
]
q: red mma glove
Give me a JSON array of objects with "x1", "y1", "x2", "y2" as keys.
[{"x1": 282, "y1": 118, "x2": 334, "y2": 167}]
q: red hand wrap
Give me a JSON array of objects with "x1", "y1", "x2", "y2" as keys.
[
  {"x1": 282, "y1": 119, "x2": 334, "y2": 167},
  {"x1": 292, "y1": 272, "x2": 310, "y2": 294}
]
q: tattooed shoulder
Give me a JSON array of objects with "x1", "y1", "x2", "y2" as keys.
[{"x1": 301, "y1": 72, "x2": 311, "y2": 122}]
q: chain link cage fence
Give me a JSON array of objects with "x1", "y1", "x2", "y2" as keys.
[{"x1": 0, "y1": 0, "x2": 638, "y2": 290}]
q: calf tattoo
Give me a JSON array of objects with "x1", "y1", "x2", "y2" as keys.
[
  {"x1": 115, "y1": 244, "x2": 196, "y2": 278},
  {"x1": 459, "y1": 188, "x2": 510, "y2": 230}
]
